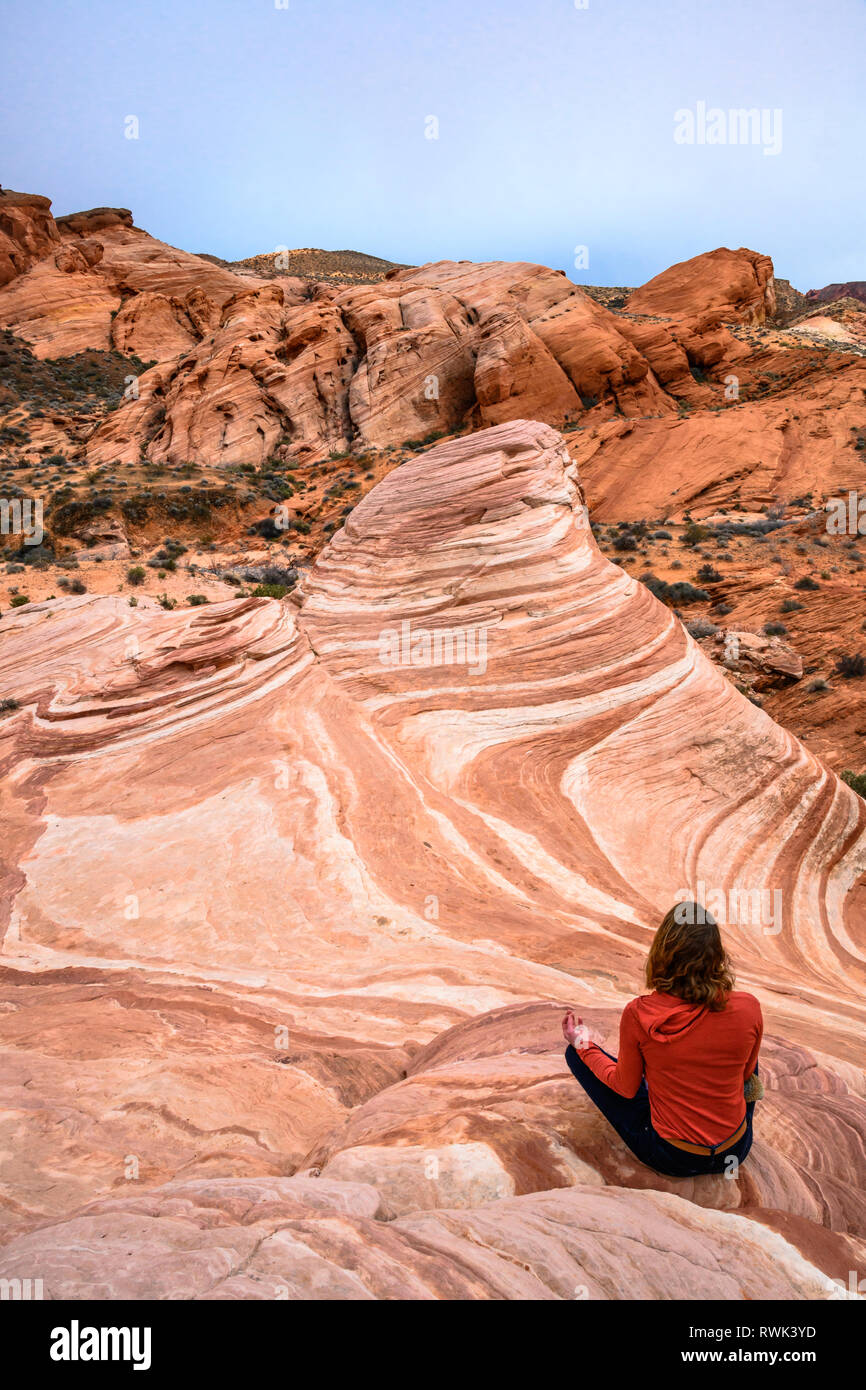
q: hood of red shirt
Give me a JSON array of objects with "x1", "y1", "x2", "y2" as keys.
[{"x1": 634, "y1": 991, "x2": 708, "y2": 1041}]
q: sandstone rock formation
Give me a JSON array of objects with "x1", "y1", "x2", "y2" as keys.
[
  {"x1": 0, "y1": 196, "x2": 267, "y2": 358},
  {"x1": 626, "y1": 247, "x2": 777, "y2": 325},
  {"x1": 0, "y1": 421, "x2": 863, "y2": 1297},
  {"x1": 0, "y1": 190, "x2": 61, "y2": 288},
  {"x1": 0, "y1": 1175, "x2": 848, "y2": 1300},
  {"x1": 1, "y1": 194, "x2": 862, "y2": 529},
  {"x1": 83, "y1": 258, "x2": 681, "y2": 467},
  {"x1": 575, "y1": 354, "x2": 866, "y2": 520}
]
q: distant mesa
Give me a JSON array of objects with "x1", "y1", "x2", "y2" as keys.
[
  {"x1": 201, "y1": 246, "x2": 411, "y2": 285},
  {"x1": 806, "y1": 281, "x2": 866, "y2": 307}
]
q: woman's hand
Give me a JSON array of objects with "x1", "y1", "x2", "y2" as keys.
[{"x1": 562, "y1": 1011, "x2": 589, "y2": 1049}]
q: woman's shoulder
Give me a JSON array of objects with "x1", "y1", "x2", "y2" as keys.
[
  {"x1": 624, "y1": 993, "x2": 651, "y2": 1015},
  {"x1": 726, "y1": 990, "x2": 762, "y2": 1017}
]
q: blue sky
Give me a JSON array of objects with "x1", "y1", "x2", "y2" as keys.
[{"x1": 1, "y1": 0, "x2": 863, "y2": 289}]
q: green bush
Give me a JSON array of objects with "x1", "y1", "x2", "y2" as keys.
[
  {"x1": 841, "y1": 770, "x2": 866, "y2": 797},
  {"x1": 682, "y1": 520, "x2": 711, "y2": 547},
  {"x1": 126, "y1": 566, "x2": 146, "y2": 586},
  {"x1": 10, "y1": 595, "x2": 29, "y2": 607},
  {"x1": 252, "y1": 583, "x2": 288, "y2": 599},
  {"x1": 640, "y1": 573, "x2": 709, "y2": 606},
  {"x1": 187, "y1": 594, "x2": 209, "y2": 605}
]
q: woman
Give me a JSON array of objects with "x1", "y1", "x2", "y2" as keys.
[{"x1": 562, "y1": 903, "x2": 763, "y2": 1178}]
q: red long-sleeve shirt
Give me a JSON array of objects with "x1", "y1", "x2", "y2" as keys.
[{"x1": 577, "y1": 989, "x2": 762, "y2": 1145}]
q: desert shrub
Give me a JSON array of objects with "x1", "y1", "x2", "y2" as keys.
[
  {"x1": 400, "y1": 431, "x2": 445, "y2": 451},
  {"x1": 69, "y1": 579, "x2": 87, "y2": 594},
  {"x1": 50, "y1": 494, "x2": 115, "y2": 535},
  {"x1": 252, "y1": 583, "x2": 288, "y2": 599},
  {"x1": 780, "y1": 599, "x2": 803, "y2": 613},
  {"x1": 668, "y1": 581, "x2": 710, "y2": 604},
  {"x1": 640, "y1": 573, "x2": 710, "y2": 607},
  {"x1": 157, "y1": 593, "x2": 177, "y2": 610},
  {"x1": 841, "y1": 770, "x2": 866, "y2": 798},
  {"x1": 10, "y1": 594, "x2": 29, "y2": 607},
  {"x1": 187, "y1": 594, "x2": 209, "y2": 605},
  {"x1": 263, "y1": 565, "x2": 296, "y2": 586},
  {"x1": 0, "y1": 331, "x2": 154, "y2": 411},
  {"x1": 686, "y1": 618, "x2": 718, "y2": 639},
  {"x1": 126, "y1": 566, "x2": 146, "y2": 586},
  {"x1": 682, "y1": 520, "x2": 711, "y2": 546},
  {"x1": 763, "y1": 622, "x2": 788, "y2": 637},
  {"x1": 835, "y1": 653, "x2": 866, "y2": 678},
  {"x1": 652, "y1": 530, "x2": 672, "y2": 540},
  {"x1": 806, "y1": 678, "x2": 830, "y2": 693},
  {"x1": 613, "y1": 533, "x2": 637, "y2": 552},
  {"x1": 0, "y1": 697, "x2": 20, "y2": 714},
  {"x1": 696, "y1": 564, "x2": 722, "y2": 584},
  {"x1": 793, "y1": 576, "x2": 820, "y2": 591},
  {"x1": 250, "y1": 516, "x2": 285, "y2": 540}
]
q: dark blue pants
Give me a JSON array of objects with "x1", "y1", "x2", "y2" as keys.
[{"x1": 565, "y1": 1045, "x2": 756, "y2": 1178}]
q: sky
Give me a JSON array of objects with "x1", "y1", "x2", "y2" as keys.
[{"x1": 1, "y1": 0, "x2": 864, "y2": 290}]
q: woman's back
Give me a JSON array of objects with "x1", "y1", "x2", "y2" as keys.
[
  {"x1": 564, "y1": 902, "x2": 764, "y2": 1176},
  {"x1": 630, "y1": 989, "x2": 762, "y2": 1145}
]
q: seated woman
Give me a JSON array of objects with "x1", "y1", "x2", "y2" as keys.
[{"x1": 562, "y1": 902, "x2": 763, "y2": 1178}]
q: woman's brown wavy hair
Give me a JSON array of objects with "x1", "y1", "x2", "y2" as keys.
[{"x1": 645, "y1": 903, "x2": 734, "y2": 1010}]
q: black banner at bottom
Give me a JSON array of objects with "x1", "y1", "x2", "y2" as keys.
[{"x1": 4, "y1": 1297, "x2": 857, "y2": 1376}]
